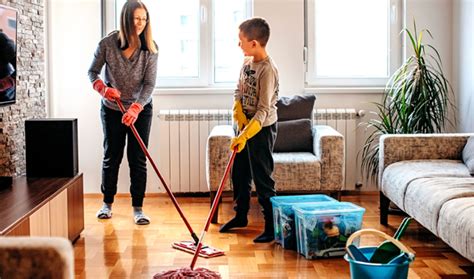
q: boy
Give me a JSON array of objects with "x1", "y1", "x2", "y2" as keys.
[{"x1": 219, "y1": 17, "x2": 278, "y2": 243}]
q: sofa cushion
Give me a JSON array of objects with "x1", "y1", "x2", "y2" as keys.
[
  {"x1": 437, "y1": 197, "x2": 474, "y2": 262},
  {"x1": 273, "y1": 152, "x2": 321, "y2": 191},
  {"x1": 274, "y1": 119, "x2": 313, "y2": 153},
  {"x1": 462, "y1": 136, "x2": 474, "y2": 175},
  {"x1": 276, "y1": 94, "x2": 316, "y2": 121},
  {"x1": 404, "y1": 177, "x2": 474, "y2": 235},
  {"x1": 381, "y1": 160, "x2": 471, "y2": 210}
]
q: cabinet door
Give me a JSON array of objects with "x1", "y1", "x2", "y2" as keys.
[
  {"x1": 29, "y1": 204, "x2": 51, "y2": 236},
  {"x1": 50, "y1": 190, "x2": 69, "y2": 238},
  {"x1": 68, "y1": 174, "x2": 84, "y2": 242},
  {"x1": 5, "y1": 218, "x2": 30, "y2": 236}
]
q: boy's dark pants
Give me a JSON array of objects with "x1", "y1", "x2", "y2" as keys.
[
  {"x1": 231, "y1": 123, "x2": 277, "y2": 224},
  {"x1": 100, "y1": 102, "x2": 153, "y2": 207}
]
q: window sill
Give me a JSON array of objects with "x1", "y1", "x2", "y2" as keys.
[
  {"x1": 153, "y1": 87, "x2": 385, "y2": 96},
  {"x1": 304, "y1": 87, "x2": 385, "y2": 94},
  {"x1": 153, "y1": 87, "x2": 234, "y2": 96}
]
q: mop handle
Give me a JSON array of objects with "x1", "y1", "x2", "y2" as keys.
[
  {"x1": 115, "y1": 98, "x2": 199, "y2": 243},
  {"x1": 190, "y1": 149, "x2": 237, "y2": 270}
]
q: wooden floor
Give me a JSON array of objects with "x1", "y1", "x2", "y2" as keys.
[{"x1": 74, "y1": 193, "x2": 473, "y2": 278}]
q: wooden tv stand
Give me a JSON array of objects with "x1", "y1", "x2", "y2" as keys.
[{"x1": 0, "y1": 173, "x2": 84, "y2": 243}]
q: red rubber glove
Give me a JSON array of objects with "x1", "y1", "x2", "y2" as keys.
[
  {"x1": 122, "y1": 103, "x2": 143, "y2": 126},
  {"x1": 93, "y1": 79, "x2": 120, "y2": 101}
]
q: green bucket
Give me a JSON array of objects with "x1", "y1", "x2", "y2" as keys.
[{"x1": 344, "y1": 247, "x2": 413, "y2": 279}]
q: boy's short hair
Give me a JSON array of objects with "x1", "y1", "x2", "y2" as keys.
[{"x1": 239, "y1": 17, "x2": 270, "y2": 47}]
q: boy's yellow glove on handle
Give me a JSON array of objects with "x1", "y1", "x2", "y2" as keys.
[
  {"x1": 230, "y1": 119, "x2": 262, "y2": 152},
  {"x1": 233, "y1": 100, "x2": 249, "y2": 131}
]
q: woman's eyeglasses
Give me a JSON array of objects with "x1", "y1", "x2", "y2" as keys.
[{"x1": 134, "y1": 17, "x2": 148, "y2": 23}]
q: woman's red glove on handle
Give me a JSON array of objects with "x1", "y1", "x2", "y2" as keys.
[
  {"x1": 122, "y1": 103, "x2": 143, "y2": 126},
  {"x1": 93, "y1": 79, "x2": 120, "y2": 101}
]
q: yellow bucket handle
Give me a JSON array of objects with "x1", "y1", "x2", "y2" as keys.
[{"x1": 346, "y1": 228, "x2": 412, "y2": 255}]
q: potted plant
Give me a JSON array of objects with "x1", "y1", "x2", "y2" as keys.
[{"x1": 360, "y1": 22, "x2": 456, "y2": 183}]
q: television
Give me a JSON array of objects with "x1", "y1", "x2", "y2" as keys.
[{"x1": 0, "y1": 4, "x2": 17, "y2": 106}]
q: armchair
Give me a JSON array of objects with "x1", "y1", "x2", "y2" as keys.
[
  {"x1": 0, "y1": 236, "x2": 74, "y2": 278},
  {"x1": 206, "y1": 123, "x2": 345, "y2": 223}
]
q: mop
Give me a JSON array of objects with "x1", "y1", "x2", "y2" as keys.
[
  {"x1": 115, "y1": 98, "x2": 223, "y2": 258},
  {"x1": 153, "y1": 149, "x2": 237, "y2": 278}
]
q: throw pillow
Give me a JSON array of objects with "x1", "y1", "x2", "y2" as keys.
[
  {"x1": 274, "y1": 119, "x2": 313, "y2": 153},
  {"x1": 276, "y1": 94, "x2": 316, "y2": 121},
  {"x1": 462, "y1": 136, "x2": 474, "y2": 175}
]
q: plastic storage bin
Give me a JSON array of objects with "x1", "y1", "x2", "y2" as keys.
[
  {"x1": 270, "y1": 194, "x2": 337, "y2": 250},
  {"x1": 294, "y1": 202, "x2": 365, "y2": 259}
]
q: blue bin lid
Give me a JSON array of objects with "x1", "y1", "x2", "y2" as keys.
[
  {"x1": 270, "y1": 194, "x2": 337, "y2": 206},
  {"x1": 293, "y1": 201, "x2": 365, "y2": 215}
]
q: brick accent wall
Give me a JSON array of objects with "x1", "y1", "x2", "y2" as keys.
[{"x1": 0, "y1": 0, "x2": 46, "y2": 177}]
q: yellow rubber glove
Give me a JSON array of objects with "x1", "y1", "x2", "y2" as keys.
[
  {"x1": 230, "y1": 119, "x2": 262, "y2": 152},
  {"x1": 233, "y1": 100, "x2": 248, "y2": 131}
]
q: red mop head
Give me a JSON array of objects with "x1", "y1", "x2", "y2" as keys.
[{"x1": 153, "y1": 267, "x2": 221, "y2": 278}]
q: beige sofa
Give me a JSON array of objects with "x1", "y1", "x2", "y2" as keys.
[
  {"x1": 379, "y1": 134, "x2": 474, "y2": 262},
  {"x1": 206, "y1": 124, "x2": 344, "y2": 223}
]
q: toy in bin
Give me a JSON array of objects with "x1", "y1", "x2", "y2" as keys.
[
  {"x1": 293, "y1": 202, "x2": 365, "y2": 259},
  {"x1": 270, "y1": 194, "x2": 337, "y2": 250}
]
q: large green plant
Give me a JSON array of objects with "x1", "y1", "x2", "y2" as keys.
[{"x1": 360, "y1": 23, "x2": 456, "y2": 182}]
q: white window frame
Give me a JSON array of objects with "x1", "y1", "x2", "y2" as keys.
[
  {"x1": 304, "y1": 0, "x2": 402, "y2": 88},
  {"x1": 102, "y1": 0, "x2": 253, "y2": 88}
]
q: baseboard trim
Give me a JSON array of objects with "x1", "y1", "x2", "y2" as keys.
[{"x1": 84, "y1": 190, "x2": 379, "y2": 199}]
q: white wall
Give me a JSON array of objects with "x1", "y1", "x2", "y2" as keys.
[
  {"x1": 405, "y1": 0, "x2": 456, "y2": 131},
  {"x1": 453, "y1": 0, "x2": 474, "y2": 133},
  {"x1": 48, "y1": 0, "x2": 104, "y2": 191},
  {"x1": 48, "y1": 0, "x2": 457, "y2": 193}
]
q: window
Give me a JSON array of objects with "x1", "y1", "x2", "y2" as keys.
[
  {"x1": 305, "y1": 0, "x2": 402, "y2": 87},
  {"x1": 108, "y1": 0, "x2": 252, "y2": 88}
]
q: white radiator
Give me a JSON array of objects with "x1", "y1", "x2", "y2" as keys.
[
  {"x1": 157, "y1": 110, "x2": 232, "y2": 193},
  {"x1": 157, "y1": 108, "x2": 358, "y2": 193}
]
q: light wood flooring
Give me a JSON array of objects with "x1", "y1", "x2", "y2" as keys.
[{"x1": 74, "y1": 193, "x2": 473, "y2": 278}]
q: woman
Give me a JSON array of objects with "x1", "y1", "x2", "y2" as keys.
[{"x1": 88, "y1": 0, "x2": 158, "y2": 225}]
